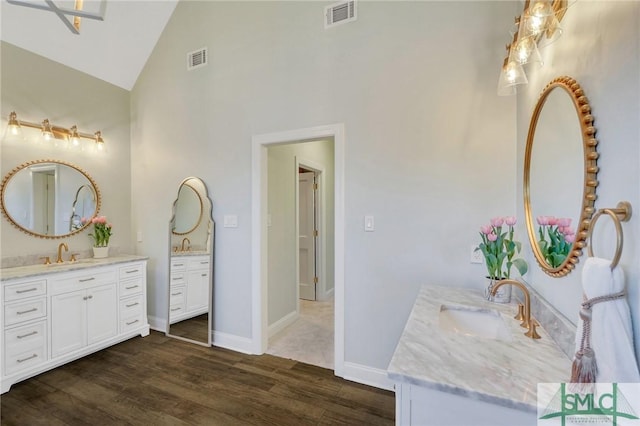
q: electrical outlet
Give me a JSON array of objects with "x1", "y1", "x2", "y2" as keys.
[{"x1": 470, "y1": 244, "x2": 483, "y2": 264}]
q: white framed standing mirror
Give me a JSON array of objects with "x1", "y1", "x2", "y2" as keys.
[{"x1": 166, "y1": 177, "x2": 214, "y2": 346}]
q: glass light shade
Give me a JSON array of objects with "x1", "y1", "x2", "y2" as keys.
[
  {"x1": 511, "y1": 34, "x2": 543, "y2": 67},
  {"x1": 41, "y1": 119, "x2": 53, "y2": 141},
  {"x1": 521, "y1": 0, "x2": 563, "y2": 46},
  {"x1": 70, "y1": 126, "x2": 81, "y2": 148},
  {"x1": 497, "y1": 59, "x2": 528, "y2": 96}
]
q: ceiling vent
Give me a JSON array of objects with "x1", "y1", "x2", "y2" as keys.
[
  {"x1": 187, "y1": 47, "x2": 208, "y2": 70},
  {"x1": 325, "y1": 1, "x2": 357, "y2": 28}
]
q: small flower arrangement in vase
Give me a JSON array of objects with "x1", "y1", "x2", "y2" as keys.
[
  {"x1": 536, "y1": 216, "x2": 575, "y2": 268},
  {"x1": 83, "y1": 216, "x2": 113, "y2": 258},
  {"x1": 475, "y1": 216, "x2": 528, "y2": 303}
]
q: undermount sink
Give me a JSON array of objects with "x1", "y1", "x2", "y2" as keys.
[{"x1": 439, "y1": 304, "x2": 512, "y2": 341}]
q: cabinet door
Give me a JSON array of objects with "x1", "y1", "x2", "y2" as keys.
[
  {"x1": 186, "y1": 270, "x2": 209, "y2": 313},
  {"x1": 87, "y1": 284, "x2": 118, "y2": 346},
  {"x1": 51, "y1": 291, "x2": 86, "y2": 358}
]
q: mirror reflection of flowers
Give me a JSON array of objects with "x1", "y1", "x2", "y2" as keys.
[
  {"x1": 476, "y1": 216, "x2": 528, "y2": 279},
  {"x1": 536, "y1": 216, "x2": 574, "y2": 268},
  {"x1": 82, "y1": 216, "x2": 113, "y2": 247}
]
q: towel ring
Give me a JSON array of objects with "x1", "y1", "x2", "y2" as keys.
[{"x1": 587, "y1": 201, "x2": 632, "y2": 269}]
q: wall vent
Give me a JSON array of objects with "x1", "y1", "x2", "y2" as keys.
[
  {"x1": 187, "y1": 47, "x2": 208, "y2": 70},
  {"x1": 325, "y1": 1, "x2": 356, "y2": 28}
]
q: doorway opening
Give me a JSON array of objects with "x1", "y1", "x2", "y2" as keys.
[
  {"x1": 265, "y1": 149, "x2": 333, "y2": 369},
  {"x1": 251, "y1": 123, "x2": 345, "y2": 377}
]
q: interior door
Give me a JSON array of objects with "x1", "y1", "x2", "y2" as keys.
[{"x1": 299, "y1": 171, "x2": 316, "y2": 301}]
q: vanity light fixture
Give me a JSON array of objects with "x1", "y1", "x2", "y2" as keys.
[
  {"x1": 4, "y1": 111, "x2": 105, "y2": 152},
  {"x1": 497, "y1": 0, "x2": 568, "y2": 96}
]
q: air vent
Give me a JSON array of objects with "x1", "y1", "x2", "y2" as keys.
[
  {"x1": 187, "y1": 47, "x2": 208, "y2": 70},
  {"x1": 325, "y1": 1, "x2": 356, "y2": 28}
]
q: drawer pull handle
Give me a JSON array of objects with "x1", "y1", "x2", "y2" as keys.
[
  {"x1": 126, "y1": 302, "x2": 140, "y2": 308},
  {"x1": 125, "y1": 269, "x2": 139, "y2": 274},
  {"x1": 171, "y1": 307, "x2": 181, "y2": 312},
  {"x1": 173, "y1": 263, "x2": 184, "y2": 267},
  {"x1": 172, "y1": 277, "x2": 182, "y2": 281},
  {"x1": 201, "y1": 273, "x2": 207, "y2": 277},
  {"x1": 171, "y1": 292, "x2": 182, "y2": 296},
  {"x1": 83, "y1": 295, "x2": 94, "y2": 301},
  {"x1": 200, "y1": 261, "x2": 209, "y2": 264},
  {"x1": 16, "y1": 287, "x2": 38, "y2": 294},
  {"x1": 17, "y1": 331, "x2": 38, "y2": 339},
  {"x1": 125, "y1": 285, "x2": 139, "y2": 290},
  {"x1": 126, "y1": 319, "x2": 139, "y2": 326},
  {"x1": 79, "y1": 277, "x2": 95, "y2": 283},
  {"x1": 17, "y1": 354, "x2": 38, "y2": 363},
  {"x1": 17, "y1": 308, "x2": 37, "y2": 315}
]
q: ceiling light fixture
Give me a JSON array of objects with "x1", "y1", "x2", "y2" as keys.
[
  {"x1": 6, "y1": 0, "x2": 106, "y2": 35},
  {"x1": 4, "y1": 111, "x2": 105, "y2": 152}
]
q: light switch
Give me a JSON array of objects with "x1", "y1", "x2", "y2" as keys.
[
  {"x1": 267, "y1": 213, "x2": 272, "y2": 227},
  {"x1": 364, "y1": 215, "x2": 374, "y2": 232},
  {"x1": 224, "y1": 214, "x2": 238, "y2": 228},
  {"x1": 137, "y1": 231, "x2": 143, "y2": 242}
]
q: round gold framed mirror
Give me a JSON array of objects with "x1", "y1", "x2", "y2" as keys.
[
  {"x1": 171, "y1": 181, "x2": 203, "y2": 236},
  {"x1": 524, "y1": 76, "x2": 599, "y2": 277},
  {"x1": 0, "y1": 159, "x2": 101, "y2": 239}
]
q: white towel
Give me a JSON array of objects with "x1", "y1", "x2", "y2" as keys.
[{"x1": 574, "y1": 257, "x2": 640, "y2": 383}]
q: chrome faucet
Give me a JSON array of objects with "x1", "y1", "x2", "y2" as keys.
[
  {"x1": 56, "y1": 242, "x2": 69, "y2": 263},
  {"x1": 491, "y1": 279, "x2": 540, "y2": 339},
  {"x1": 181, "y1": 237, "x2": 191, "y2": 252}
]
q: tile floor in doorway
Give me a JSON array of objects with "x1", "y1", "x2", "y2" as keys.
[{"x1": 267, "y1": 298, "x2": 334, "y2": 370}]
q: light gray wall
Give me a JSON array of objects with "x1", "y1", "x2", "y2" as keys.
[
  {"x1": 131, "y1": 1, "x2": 518, "y2": 369},
  {"x1": 1, "y1": 42, "x2": 132, "y2": 262},
  {"x1": 267, "y1": 139, "x2": 335, "y2": 326},
  {"x1": 516, "y1": 1, "x2": 640, "y2": 363}
]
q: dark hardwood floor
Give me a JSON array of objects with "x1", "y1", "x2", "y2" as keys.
[{"x1": 1, "y1": 331, "x2": 395, "y2": 425}]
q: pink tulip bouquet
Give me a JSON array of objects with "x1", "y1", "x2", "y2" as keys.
[
  {"x1": 476, "y1": 216, "x2": 528, "y2": 279},
  {"x1": 82, "y1": 215, "x2": 113, "y2": 247},
  {"x1": 536, "y1": 216, "x2": 574, "y2": 268}
]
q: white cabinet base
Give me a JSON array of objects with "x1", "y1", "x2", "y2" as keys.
[
  {"x1": 394, "y1": 383, "x2": 536, "y2": 426},
  {"x1": 1, "y1": 257, "x2": 149, "y2": 394}
]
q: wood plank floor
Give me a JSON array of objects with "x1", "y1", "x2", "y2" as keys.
[{"x1": 1, "y1": 331, "x2": 395, "y2": 425}]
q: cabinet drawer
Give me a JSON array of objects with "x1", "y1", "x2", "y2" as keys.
[
  {"x1": 119, "y1": 277, "x2": 144, "y2": 298},
  {"x1": 170, "y1": 272, "x2": 186, "y2": 286},
  {"x1": 4, "y1": 342, "x2": 46, "y2": 376},
  {"x1": 169, "y1": 305, "x2": 185, "y2": 321},
  {"x1": 120, "y1": 313, "x2": 144, "y2": 333},
  {"x1": 4, "y1": 297, "x2": 47, "y2": 326},
  {"x1": 188, "y1": 258, "x2": 210, "y2": 270},
  {"x1": 4, "y1": 279, "x2": 46, "y2": 302},
  {"x1": 120, "y1": 295, "x2": 143, "y2": 320},
  {"x1": 170, "y1": 259, "x2": 187, "y2": 271},
  {"x1": 119, "y1": 263, "x2": 144, "y2": 280},
  {"x1": 4, "y1": 321, "x2": 47, "y2": 357},
  {"x1": 169, "y1": 286, "x2": 185, "y2": 305},
  {"x1": 50, "y1": 270, "x2": 116, "y2": 295}
]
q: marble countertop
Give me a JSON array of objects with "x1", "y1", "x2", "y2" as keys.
[
  {"x1": 387, "y1": 285, "x2": 572, "y2": 413},
  {"x1": 1, "y1": 255, "x2": 148, "y2": 282},
  {"x1": 171, "y1": 251, "x2": 209, "y2": 257}
]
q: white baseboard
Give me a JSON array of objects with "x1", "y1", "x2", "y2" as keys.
[
  {"x1": 213, "y1": 331, "x2": 254, "y2": 354},
  {"x1": 148, "y1": 315, "x2": 166, "y2": 332},
  {"x1": 319, "y1": 286, "x2": 335, "y2": 301},
  {"x1": 341, "y1": 361, "x2": 395, "y2": 391},
  {"x1": 268, "y1": 310, "x2": 299, "y2": 338}
]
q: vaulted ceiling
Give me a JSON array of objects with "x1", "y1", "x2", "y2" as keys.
[{"x1": 1, "y1": 0, "x2": 178, "y2": 90}]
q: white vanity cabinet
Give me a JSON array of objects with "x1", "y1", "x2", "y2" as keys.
[
  {"x1": 1, "y1": 257, "x2": 149, "y2": 394},
  {"x1": 169, "y1": 255, "x2": 210, "y2": 323}
]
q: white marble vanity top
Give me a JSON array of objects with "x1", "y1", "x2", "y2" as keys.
[
  {"x1": 0, "y1": 255, "x2": 148, "y2": 281},
  {"x1": 170, "y1": 250, "x2": 209, "y2": 257},
  {"x1": 387, "y1": 285, "x2": 572, "y2": 412}
]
